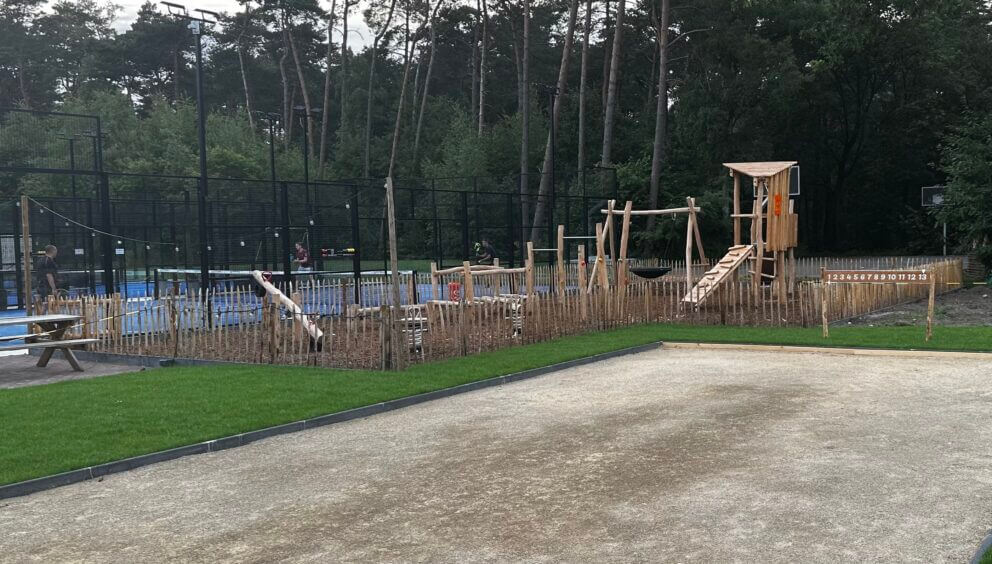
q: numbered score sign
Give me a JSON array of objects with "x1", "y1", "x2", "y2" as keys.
[
  {"x1": 822, "y1": 270, "x2": 931, "y2": 284},
  {"x1": 820, "y1": 269, "x2": 937, "y2": 341}
]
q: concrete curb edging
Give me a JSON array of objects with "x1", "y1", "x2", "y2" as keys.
[
  {"x1": 663, "y1": 341, "x2": 992, "y2": 359},
  {"x1": 970, "y1": 531, "x2": 992, "y2": 564},
  {"x1": 0, "y1": 341, "x2": 662, "y2": 501}
]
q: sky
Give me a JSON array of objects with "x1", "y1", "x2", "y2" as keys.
[{"x1": 110, "y1": 0, "x2": 372, "y2": 48}]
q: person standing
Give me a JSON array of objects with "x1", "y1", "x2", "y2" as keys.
[
  {"x1": 34, "y1": 245, "x2": 59, "y2": 312},
  {"x1": 293, "y1": 242, "x2": 312, "y2": 273}
]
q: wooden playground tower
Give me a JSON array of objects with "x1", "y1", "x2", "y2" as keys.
[
  {"x1": 716, "y1": 161, "x2": 799, "y2": 303},
  {"x1": 588, "y1": 161, "x2": 798, "y2": 306},
  {"x1": 430, "y1": 160, "x2": 799, "y2": 307}
]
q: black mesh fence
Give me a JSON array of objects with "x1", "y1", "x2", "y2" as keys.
[{"x1": 0, "y1": 169, "x2": 615, "y2": 309}]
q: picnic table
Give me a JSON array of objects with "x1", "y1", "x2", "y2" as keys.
[{"x1": 0, "y1": 314, "x2": 97, "y2": 372}]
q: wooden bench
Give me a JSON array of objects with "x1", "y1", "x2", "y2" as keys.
[{"x1": 0, "y1": 314, "x2": 95, "y2": 372}]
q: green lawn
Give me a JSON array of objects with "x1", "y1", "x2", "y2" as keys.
[
  {"x1": 1, "y1": 323, "x2": 989, "y2": 487},
  {"x1": 982, "y1": 548, "x2": 992, "y2": 564}
]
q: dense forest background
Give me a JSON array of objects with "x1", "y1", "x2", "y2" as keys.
[{"x1": 2, "y1": 0, "x2": 991, "y2": 260}]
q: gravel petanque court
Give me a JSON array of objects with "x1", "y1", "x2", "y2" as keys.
[{"x1": 1, "y1": 347, "x2": 991, "y2": 563}]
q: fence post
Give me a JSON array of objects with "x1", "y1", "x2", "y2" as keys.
[
  {"x1": 431, "y1": 178, "x2": 441, "y2": 268},
  {"x1": 20, "y1": 196, "x2": 32, "y2": 315},
  {"x1": 506, "y1": 193, "x2": 515, "y2": 268},
  {"x1": 12, "y1": 199, "x2": 24, "y2": 309},
  {"x1": 98, "y1": 172, "x2": 115, "y2": 294},
  {"x1": 183, "y1": 189, "x2": 191, "y2": 268},
  {"x1": 820, "y1": 267, "x2": 829, "y2": 338},
  {"x1": 280, "y1": 181, "x2": 292, "y2": 284},
  {"x1": 350, "y1": 183, "x2": 362, "y2": 305},
  {"x1": 461, "y1": 191, "x2": 470, "y2": 262}
]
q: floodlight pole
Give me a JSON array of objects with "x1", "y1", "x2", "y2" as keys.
[
  {"x1": 266, "y1": 114, "x2": 278, "y2": 205},
  {"x1": 191, "y1": 18, "x2": 211, "y2": 299}
]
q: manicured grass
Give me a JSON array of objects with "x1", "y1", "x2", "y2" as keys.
[
  {"x1": 0, "y1": 325, "x2": 665, "y2": 486},
  {"x1": 982, "y1": 548, "x2": 992, "y2": 564},
  {"x1": 1, "y1": 323, "x2": 989, "y2": 487}
]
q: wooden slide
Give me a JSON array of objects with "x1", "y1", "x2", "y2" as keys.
[{"x1": 682, "y1": 245, "x2": 754, "y2": 305}]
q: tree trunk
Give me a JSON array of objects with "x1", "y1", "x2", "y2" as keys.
[
  {"x1": 478, "y1": 0, "x2": 489, "y2": 136},
  {"x1": 529, "y1": 0, "x2": 579, "y2": 242},
  {"x1": 338, "y1": 0, "x2": 349, "y2": 145},
  {"x1": 600, "y1": 0, "x2": 624, "y2": 167},
  {"x1": 383, "y1": 12, "x2": 417, "y2": 371},
  {"x1": 646, "y1": 0, "x2": 670, "y2": 231},
  {"x1": 319, "y1": 0, "x2": 338, "y2": 177},
  {"x1": 470, "y1": 9, "x2": 479, "y2": 122},
  {"x1": 363, "y1": 0, "x2": 398, "y2": 179},
  {"x1": 413, "y1": 0, "x2": 444, "y2": 170},
  {"x1": 388, "y1": 17, "x2": 415, "y2": 179},
  {"x1": 288, "y1": 25, "x2": 315, "y2": 159},
  {"x1": 17, "y1": 55, "x2": 31, "y2": 109},
  {"x1": 600, "y1": 0, "x2": 611, "y2": 127},
  {"x1": 411, "y1": 47, "x2": 422, "y2": 131},
  {"x1": 173, "y1": 40, "x2": 183, "y2": 102},
  {"x1": 495, "y1": 0, "x2": 522, "y2": 115},
  {"x1": 576, "y1": 0, "x2": 592, "y2": 180},
  {"x1": 279, "y1": 32, "x2": 292, "y2": 149},
  {"x1": 237, "y1": 47, "x2": 255, "y2": 128},
  {"x1": 285, "y1": 84, "x2": 297, "y2": 149},
  {"x1": 519, "y1": 0, "x2": 531, "y2": 247},
  {"x1": 236, "y1": 3, "x2": 255, "y2": 129}
]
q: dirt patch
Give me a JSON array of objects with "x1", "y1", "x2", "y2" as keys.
[{"x1": 846, "y1": 286, "x2": 992, "y2": 327}]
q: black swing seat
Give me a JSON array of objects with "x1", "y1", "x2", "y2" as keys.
[{"x1": 629, "y1": 266, "x2": 672, "y2": 279}]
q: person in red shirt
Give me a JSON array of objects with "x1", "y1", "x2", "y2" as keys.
[{"x1": 293, "y1": 242, "x2": 312, "y2": 273}]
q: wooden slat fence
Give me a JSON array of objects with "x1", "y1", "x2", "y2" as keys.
[{"x1": 36, "y1": 257, "x2": 962, "y2": 369}]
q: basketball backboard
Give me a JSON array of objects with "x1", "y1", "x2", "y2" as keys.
[{"x1": 921, "y1": 185, "x2": 945, "y2": 208}]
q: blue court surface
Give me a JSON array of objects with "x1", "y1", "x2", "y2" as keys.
[{"x1": 0, "y1": 278, "x2": 530, "y2": 345}]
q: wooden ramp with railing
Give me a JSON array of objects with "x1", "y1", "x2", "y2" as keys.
[{"x1": 682, "y1": 245, "x2": 754, "y2": 304}]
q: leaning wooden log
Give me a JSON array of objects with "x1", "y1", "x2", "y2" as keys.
[{"x1": 250, "y1": 270, "x2": 323, "y2": 349}]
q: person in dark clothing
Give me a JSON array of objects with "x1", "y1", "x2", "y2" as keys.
[
  {"x1": 293, "y1": 242, "x2": 312, "y2": 273},
  {"x1": 475, "y1": 238, "x2": 497, "y2": 265},
  {"x1": 35, "y1": 244, "x2": 59, "y2": 311}
]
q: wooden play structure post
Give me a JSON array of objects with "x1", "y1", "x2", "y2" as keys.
[
  {"x1": 617, "y1": 201, "x2": 633, "y2": 288},
  {"x1": 752, "y1": 177, "x2": 765, "y2": 302},
  {"x1": 732, "y1": 174, "x2": 741, "y2": 246},
  {"x1": 525, "y1": 241, "x2": 535, "y2": 298},
  {"x1": 462, "y1": 260, "x2": 475, "y2": 302},
  {"x1": 927, "y1": 274, "x2": 936, "y2": 342},
  {"x1": 721, "y1": 162, "x2": 799, "y2": 304},
  {"x1": 430, "y1": 261, "x2": 439, "y2": 300},
  {"x1": 606, "y1": 200, "x2": 616, "y2": 270},
  {"x1": 556, "y1": 225, "x2": 566, "y2": 297},
  {"x1": 20, "y1": 195, "x2": 33, "y2": 316},
  {"x1": 684, "y1": 202, "x2": 694, "y2": 294},
  {"x1": 590, "y1": 222, "x2": 609, "y2": 291},
  {"x1": 596, "y1": 199, "x2": 704, "y2": 294},
  {"x1": 577, "y1": 244, "x2": 588, "y2": 319},
  {"x1": 383, "y1": 177, "x2": 406, "y2": 370}
]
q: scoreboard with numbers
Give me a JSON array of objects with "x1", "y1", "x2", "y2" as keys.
[{"x1": 822, "y1": 270, "x2": 930, "y2": 284}]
